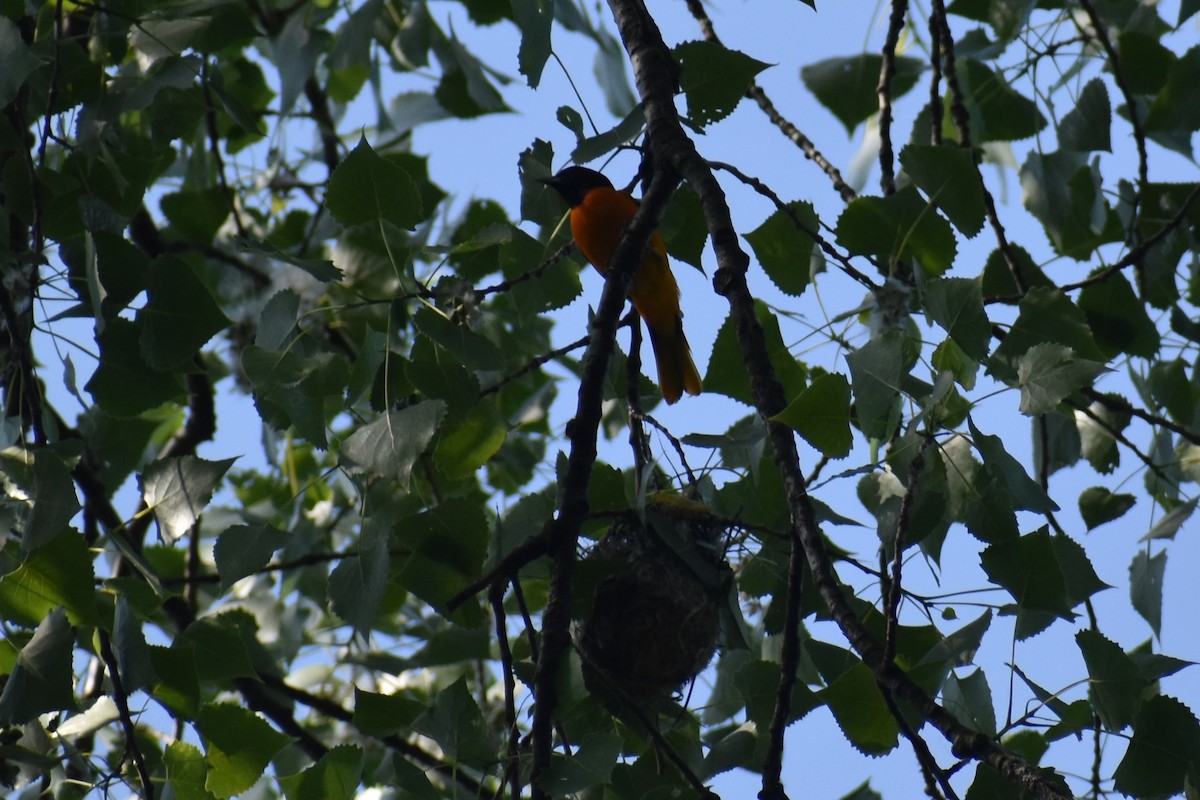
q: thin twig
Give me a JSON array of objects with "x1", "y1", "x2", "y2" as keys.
[
  {"x1": 96, "y1": 631, "x2": 156, "y2": 800},
  {"x1": 932, "y1": 0, "x2": 1027, "y2": 295},
  {"x1": 680, "y1": 0, "x2": 855, "y2": 202},
  {"x1": 481, "y1": 332, "x2": 593, "y2": 397},
  {"x1": 885, "y1": 438, "x2": 929, "y2": 664},
  {"x1": 575, "y1": 646, "x2": 719, "y2": 799},
  {"x1": 878, "y1": 0, "x2": 910, "y2": 195},
  {"x1": 491, "y1": 584, "x2": 522, "y2": 800},
  {"x1": 200, "y1": 59, "x2": 248, "y2": 239},
  {"x1": 708, "y1": 160, "x2": 878, "y2": 290},
  {"x1": 1082, "y1": 387, "x2": 1200, "y2": 447}
]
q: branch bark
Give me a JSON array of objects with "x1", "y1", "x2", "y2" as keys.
[
  {"x1": 607, "y1": 2, "x2": 1074, "y2": 797},
  {"x1": 528, "y1": 156, "x2": 681, "y2": 797}
]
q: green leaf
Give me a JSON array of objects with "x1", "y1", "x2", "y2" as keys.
[
  {"x1": 991, "y1": 287, "x2": 1104, "y2": 374},
  {"x1": 1130, "y1": 550, "x2": 1166, "y2": 637},
  {"x1": 141, "y1": 456, "x2": 237, "y2": 543},
  {"x1": 838, "y1": 782, "x2": 883, "y2": 800},
  {"x1": 957, "y1": 58, "x2": 1047, "y2": 142},
  {"x1": 835, "y1": 185, "x2": 957, "y2": 277},
  {"x1": 159, "y1": 188, "x2": 230, "y2": 242},
  {"x1": 339, "y1": 401, "x2": 446, "y2": 486},
  {"x1": 1078, "y1": 393, "x2": 1130, "y2": 474},
  {"x1": 658, "y1": 183, "x2": 708, "y2": 273},
  {"x1": 267, "y1": 12, "x2": 325, "y2": 114},
  {"x1": 674, "y1": 40, "x2": 770, "y2": 128},
  {"x1": 208, "y1": 59, "x2": 268, "y2": 142},
  {"x1": 433, "y1": 33, "x2": 512, "y2": 118},
  {"x1": 970, "y1": 418, "x2": 1057, "y2": 513},
  {"x1": 1113, "y1": 695, "x2": 1200, "y2": 798},
  {"x1": 198, "y1": 703, "x2": 293, "y2": 798},
  {"x1": 242, "y1": 346, "x2": 344, "y2": 448},
  {"x1": 326, "y1": 137, "x2": 423, "y2": 228},
  {"x1": 703, "y1": 722, "x2": 760, "y2": 778},
  {"x1": 1148, "y1": 358, "x2": 1196, "y2": 426},
  {"x1": 705, "y1": 301, "x2": 807, "y2": 405},
  {"x1": 540, "y1": 731, "x2": 622, "y2": 795},
  {"x1": 1144, "y1": 45, "x2": 1200, "y2": 133},
  {"x1": 932, "y1": 337, "x2": 979, "y2": 390},
  {"x1": 113, "y1": 596, "x2": 158, "y2": 694},
  {"x1": 279, "y1": 744, "x2": 363, "y2": 800},
  {"x1": 1170, "y1": 304, "x2": 1200, "y2": 343},
  {"x1": 0, "y1": 18, "x2": 43, "y2": 107},
  {"x1": 734, "y1": 659, "x2": 820, "y2": 730},
  {"x1": 943, "y1": 668, "x2": 996, "y2": 736},
  {"x1": 1079, "y1": 486, "x2": 1136, "y2": 531},
  {"x1": 413, "y1": 307, "x2": 504, "y2": 371},
  {"x1": 923, "y1": 276, "x2": 990, "y2": 361},
  {"x1": 847, "y1": 331, "x2": 906, "y2": 442},
  {"x1": 395, "y1": 499, "x2": 490, "y2": 627},
  {"x1": 1020, "y1": 150, "x2": 1113, "y2": 260},
  {"x1": 1050, "y1": 533, "x2": 1109, "y2": 606},
  {"x1": 572, "y1": 103, "x2": 647, "y2": 164},
  {"x1": 1016, "y1": 343, "x2": 1107, "y2": 415},
  {"x1": 150, "y1": 645, "x2": 201, "y2": 717},
  {"x1": 352, "y1": 688, "x2": 425, "y2": 737},
  {"x1": 433, "y1": 400, "x2": 508, "y2": 479},
  {"x1": 26, "y1": 449, "x2": 81, "y2": 552},
  {"x1": 1078, "y1": 271, "x2": 1160, "y2": 358},
  {"x1": 773, "y1": 373, "x2": 852, "y2": 457},
  {"x1": 86, "y1": 318, "x2": 186, "y2": 417},
  {"x1": 0, "y1": 608, "x2": 76, "y2": 724},
  {"x1": 178, "y1": 615, "x2": 257, "y2": 681},
  {"x1": 980, "y1": 243, "x2": 1053, "y2": 297},
  {"x1": 1118, "y1": 31, "x2": 1174, "y2": 95},
  {"x1": 592, "y1": 30, "x2": 638, "y2": 117},
  {"x1": 500, "y1": 228, "x2": 583, "y2": 317},
  {"x1": 1143, "y1": 497, "x2": 1198, "y2": 540},
  {"x1": 139, "y1": 256, "x2": 232, "y2": 370},
  {"x1": 213, "y1": 524, "x2": 290, "y2": 590},
  {"x1": 411, "y1": 677, "x2": 495, "y2": 764},
  {"x1": 328, "y1": 523, "x2": 389, "y2": 638},
  {"x1": 981, "y1": 528, "x2": 1074, "y2": 637},
  {"x1": 1077, "y1": 628, "x2": 1145, "y2": 731},
  {"x1": 511, "y1": 0, "x2": 552, "y2": 87},
  {"x1": 166, "y1": 741, "x2": 217, "y2": 800},
  {"x1": 900, "y1": 145, "x2": 987, "y2": 237},
  {"x1": 745, "y1": 201, "x2": 819, "y2": 296},
  {"x1": 238, "y1": 238, "x2": 342, "y2": 282},
  {"x1": 1059, "y1": 78, "x2": 1111, "y2": 152},
  {"x1": 819, "y1": 659, "x2": 900, "y2": 756},
  {"x1": 0, "y1": 531, "x2": 101, "y2": 627},
  {"x1": 801, "y1": 54, "x2": 924, "y2": 133},
  {"x1": 921, "y1": 610, "x2": 991, "y2": 671}
]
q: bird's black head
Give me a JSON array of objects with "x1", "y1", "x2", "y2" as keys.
[{"x1": 538, "y1": 166, "x2": 614, "y2": 207}]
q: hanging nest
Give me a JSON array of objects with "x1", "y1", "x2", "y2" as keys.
[{"x1": 575, "y1": 511, "x2": 727, "y2": 702}]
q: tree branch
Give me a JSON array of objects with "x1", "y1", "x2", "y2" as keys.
[
  {"x1": 608, "y1": 2, "x2": 1073, "y2": 797},
  {"x1": 96, "y1": 630, "x2": 155, "y2": 800},
  {"x1": 528, "y1": 157, "x2": 681, "y2": 797},
  {"x1": 878, "y1": 0, "x2": 909, "y2": 196}
]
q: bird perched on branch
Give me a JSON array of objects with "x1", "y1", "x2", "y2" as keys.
[{"x1": 539, "y1": 166, "x2": 702, "y2": 404}]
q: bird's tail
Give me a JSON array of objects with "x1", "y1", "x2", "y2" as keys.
[{"x1": 648, "y1": 319, "x2": 702, "y2": 404}]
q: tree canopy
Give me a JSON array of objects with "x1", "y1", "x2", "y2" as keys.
[{"x1": 0, "y1": 0, "x2": 1198, "y2": 799}]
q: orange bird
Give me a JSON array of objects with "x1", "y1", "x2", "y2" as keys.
[{"x1": 540, "y1": 167, "x2": 702, "y2": 404}]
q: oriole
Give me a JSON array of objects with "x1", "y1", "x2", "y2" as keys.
[{"x1": 540, "y1": 167, "x2": 702, "y2": 404}]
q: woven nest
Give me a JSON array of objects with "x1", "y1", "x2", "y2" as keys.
[{"x1": 575, "y1": 517, "x2": 724, "y2": 701}]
